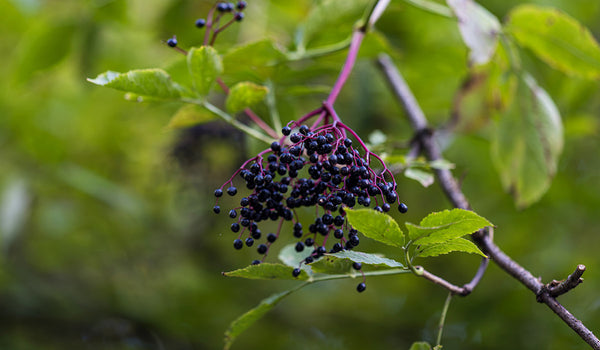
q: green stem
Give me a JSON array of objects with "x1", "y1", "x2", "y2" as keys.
[
  {"x1": 404, "y1": 244, "x2": 423, "y2": 276},
  {"x1": 185, "y1": 99, "x2": 274, "y2": 144},
  {"x1": 310, "y1": 268, "x2": 411, "y2": 283},
  {"x1": 436, "y1": 292, "x2": 454, "y2": 347}
]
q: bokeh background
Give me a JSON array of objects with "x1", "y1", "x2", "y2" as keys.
[{"x1": 1, "y1": 0, "x2": 599, "y2": 349}]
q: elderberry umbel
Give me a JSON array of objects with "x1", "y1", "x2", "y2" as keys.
[{"x1": 214, "y1": 122, "x2": 407, "y2": 266}]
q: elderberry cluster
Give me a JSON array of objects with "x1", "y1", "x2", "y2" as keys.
[{"x1": 214, "y1": 123, "x2": 407, "y2": 273}]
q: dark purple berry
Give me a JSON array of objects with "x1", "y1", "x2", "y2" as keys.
[
  {"x1": 282, "y1": 126, "x2": 291, "y2": 136},
  {"x1": 214, "y1": 189, "x2": 223, "y2": 197},
  {"x1": 352, "y1": 262, "x2": 362, "y2": 270},
  {"x1": 382, "y1": 203, "x2": 391, "y2": 212},
  {"x1": 267, "y1": 233, "x2": 277, "y2": 243},
  {"x1": 231, "y1": 223, "x2": 240, "y2": 232},
  {"x1": 167, "y1": 37, "x2": 177, "y2": 47},
  {"x1": 271, "y1": 141, "x2": 281, "y2": 152},
  {"x1": 234, "y1": 12, "x2": 244, "y2": 21},
  {"x1": 292, "y1": 268, "x2": 301, "y2": 277},
  {"x1": 229, "y1": 209, "x2": 237, "y2": 218},
  {"x1": 251, "y1": 260, "x2": 261, "y2": 265},
  {"x1": 398, "y1": 203, "x2": 408, "y2": 213},
  {"x1": 227, "y1": 186, "x2": 237, "y2": 196},
  {"x1": 236, "y1": 1, "x2": 247, "y2": 10},
  {"x1": 213, "y1": 205, "x2": 221, "y2": 214},
  {"x1": 357, "y1": 282, "x2": 366, "y2": 292},
  {"x1": 344, "y1": 138, "x2": 352, "y2": 147},
  {"x1": 333, "y1": 229, "x2": 344, "y2": 239},
  {"x1": 257, "y1": 244, "x2": 268, "y2": 254},
  {"x1": 245, "y1": 237, "x2": 254, "y2": 247},
  {"x1": 305, "y1": 237, "x2": 314, "y2": 246},
  {"x1": 305, "y1": 256, "x2": 314, "y2": 264},
  {"x1": 233, "y1": 239, "x2": 243, "y2": 250},
  {"x1": 295, "y1": 242, "x2": 305, "y2": 252},
  {"x1": 217, "y1": 2, "x2": 229, "y2": 12},
  {"x1": 195, "y1": 18, "x2": 206, "y2": 28},
  {"x1": 299, "y1": 125, "x2": 309, "y2": 135}
]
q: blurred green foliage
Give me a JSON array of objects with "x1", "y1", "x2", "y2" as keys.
[{"x1": 1, "y1": 0, "x2": 599, "y2": 349}]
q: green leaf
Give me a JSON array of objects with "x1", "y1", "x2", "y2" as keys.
[
  {"x1": 187, "y1": 46, "x2": 223, "y2": 96},
  {"x1": 506, "y1": 5, "x2": 600, "y2": 79},
  {"x1": 417, "y1": 237, "x2": 486, "y2": 258},
  {"x1": 301, "y1": 0, "x2": 370, "y2": 47},
  {"x1": 222, "y1": 263, "x2": 309, "y2": 281},
  {"x1": 224, "y1": 289, "x2": 296, "y2": 350},
  {"x1": 345, "y1": 208, "x2": 405, "y2": 248},
  {"x1": 491, "y1": 73, "x2": 563, "y2": 208},
  {"x1": 225, "y1": 82, "x2": 269, "y2": 113},
  {"x1": 167, "y1": 104, "x2": 216, "y2": 129},
  {"x1": 223, "y1": 39, "x2": 286, "y2": 74},
  {"x1": 404, "y1": 168, "x2": 434, "y2": 187},
  {"x1": 278, "y1": 243, "x2": 313, "y2": 275},
  {"x1": 310, "y1": 250, "x2": 404, "y2": 274},
  {"x1": 87, "y1": 69, "x2": 184, "y2": 99},
  {"x1": 407, "y1": 209, "x2": 491, "y2": 245},
  {"x1": 409, "y1": 341, "x2": 432, "y2": 350},
  {"x1": 447, "y1": 0, "x2": 501, "y2": 65}
]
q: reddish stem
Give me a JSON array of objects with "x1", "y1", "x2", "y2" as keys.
[{"x1": 325, "y1": 29, "x2": 366, "y2": 106}]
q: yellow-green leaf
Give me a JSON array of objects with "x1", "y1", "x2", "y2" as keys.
[
  {"x1": 417, "y1": 237, "x2": 486, "y2": 258},
  {"x1": 506, "y1": 5, "x2": 600, "y2": 79},
  {"x1": 87, "y1": 69, "x2": 184, "y2": 99},
  {"x1": 225, "y1": 82, "x2": 268, "y2": 113},
  {"x1": 222, "y1": 263, "x2": 309, "y2": 281},
  {"x1": 345, "y1": 208, "x2": 405, "y2": 248},
  {"x1": 408, "y1": 208, "x2": 491, "y2": 245},
  {"x1": 187, "y1": 46, "x2": 223, "y2": 96}
]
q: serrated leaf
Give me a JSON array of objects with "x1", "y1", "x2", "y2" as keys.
[
  {"x1": 491, "y1": 73, "x2": 563, "y2": 208},
  {"x1": 409, "y1": 341, "x2": 432, "y2": 350},
  {"x1": 310, "y1": 250, "x2": 404, "y2": 274},
  {"x1": 345, "y1": 208, "x2": 405, "y2": 248},
  {"x1": 278, "y1": 243, "x2": 313, "y2": 275},
  {"x1": 506, "y1": 5, "x2": 600, "y2": 79},
  {"x1": 404, "y1": 168, "x2": 434, "y2": 187},
  {"x1": 187, "y1": 46, "x2": 223, "y2": 96},
  {"x1": 167, "y1": 104, "x2": 216, "y2": 129},
  {"x1": 407, "y1": 209, "x2": 491, "y2": 245},
  {"x1": 87, "y1": 69, "x2": 183, "y2": 99},
  {"x1": 224, "y1": 289, "x2": 295, "y2": 350},
  {"x1": 447, "y1": 0, "x2": 501, "y2": 65},
  {"x1": 417, "y1": 237, "x2": 486, "y2": 258},
  {"x1": 225, "y1": 82, "x2": 268, "y2": 113},
  {"x1": 223, "y1": 263, "x2": 309, "y2": 281}
]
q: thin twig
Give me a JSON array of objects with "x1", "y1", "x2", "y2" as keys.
[
  {"x1": 376, "y1": 53, "x2": 600, "y2": 350},
  {"x1": 547, "y1": 264, "x2": 586, "y2": 298}
]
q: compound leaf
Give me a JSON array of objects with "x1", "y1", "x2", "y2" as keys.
[
  {"x1": 224, "y1": 289, "x2": 296, "y2": 350},
  {"x1": 223, "y1": 263, "x2": 309, "y2": 281},
  {"x1": 447, "y1": 0, "x2": 501, "y2": 65},
  {"x1": 417, "y1": 237, "x2": 486, "y2": 258},
  {"x1": 408, "y1": 209, "x2": 491, "y2": 245},
  {"x1": 345, "y1": 208, "x2": 405, "y2": 248},
  {"x1": 506, "y1": 5, "x2": 600, "y2": 79},
  {"x1": 310, "y1": 250, "x2": 404, "y2": 274},
  {"x1": 491, "y1": 73, "x2": 563, "y2": 208},
  {"x1": 187, "y1": 46, "x2": 223, "y2": 96},
  {"x1": 225, "y1": 82, "x2": 269, "y2": 113},
  {"x1": 87, "y1": 69, "x2": 183, "y2": 99}
]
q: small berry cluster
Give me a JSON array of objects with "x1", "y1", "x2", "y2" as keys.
[
  {"x1": 214, "y1": 121, "x2": 407, "y2": 283},
  {"x1": 167, "y1": 1, "x2": 247, "y2": 48}
]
